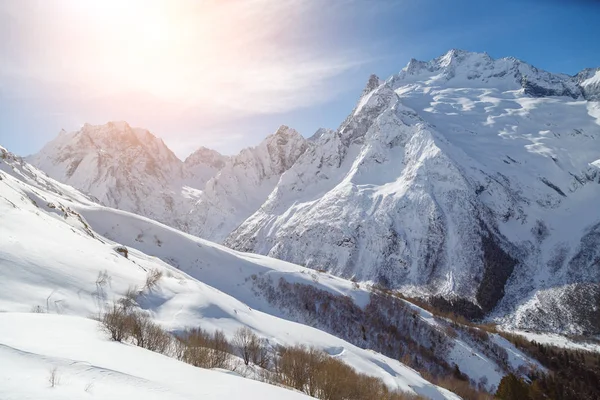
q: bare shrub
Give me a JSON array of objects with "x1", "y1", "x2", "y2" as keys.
[
  {"x1": 143, "y1": 320, "x2": 172, "y2": 354},
  {"x1": 48, "y1": 367, "x2": 60, "y2": 388},
  {"x1": 128, "y1": 311, "x2": 151, "y2": 348},
  {"x1": 178, "y1": 328, "x2": 234, "y2": 369},
  {"x1": 467, "y1": 326, "x2": 489, "y2": 343},
  {"x1": 118, "y1": 285, "x2": 140, "y2": 311},
  {"x1": 274, "y1": 345, "x2": 422, "y2": 400},
  {"x1": 31, "y1": 305, "x2": 45, "y2": 313},
  {"x1": 232, "y1": 327, "x2": 259, "y2": 366},
  {"x1": 250, "y1": 337, "x2": 271, "y2": 369},
  {"x1": 277, "y1": 345, "x2": 325, "y2": 396},
  {"x1": 101, "y1": 303, "x2": 132, "y2": 342},
  {"x1": 144, "y1": 269, "x2": 163, "y2": 292}
]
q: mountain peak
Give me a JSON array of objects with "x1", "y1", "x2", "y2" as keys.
[
  {"x1": 184, "y1": 146, "x2": 228, "y2": 170},
  {"x1": 273, "y1": 125, "x2": 295, "y2": 136},
  {"x1": 394, "y1": 49, "x2": 587, "y2": 99},
  {"x1": 362, "y1": 74, "x2": 381, "y2": 96},
  {"x1": 106, "y1": 120, "x2": 131, "y2": 130}
]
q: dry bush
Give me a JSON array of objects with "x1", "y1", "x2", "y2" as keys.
[
  {"x1": 114, "y1": 246, "x2": 128, "y2": 258},
  {"x1": 275, "y1": 345, "x2": 422, "y2": 400},
  {"x1": 101, "y1": 303, "x2": 172, "y2": 355},
  {"x1": 144, "y1": 322, "x2": 172, "y2": 354},
  {"x1": 178, "y1": 328, "x2": 234, "y2": 369},
  {"x1": 420, "y1": 370, "x2": 494, "y2": 400},
  {"x1": 118, "y1": 285, "x2": 140, "y2": 310},
  {"x1": 250, "y1": 337, "x2": 271, "y2": 369},
  {"x1": 467, "y1": 326, "x2": 489, "y2": 343},
  {"x1": 277, "y1": 345, "x2": 324, "y2": 395},
  {"x1": 30, "y1": 305, "x2": 45, "y2": 313},
  {"x1": 48, "y1": 367, "x2": 60, "y2": 388},
  {"x1": 101, "y1": 303, "x2": 132, "y2": 342},
  {"x1": 444, "y1": 324, "x2": 459, "y2": 339},
  {"x1": 129, "y1": 311, "x2": 172, "y2": 354},
  {"x1": 478, "y1": 323, "x2": 499, "y2": 334},
  {"x1": 144, "y1": 269, "x2": 163, "y2": 292},
  {"x1": 128, "y1": 311, "x2": 150, "y2": 348}
]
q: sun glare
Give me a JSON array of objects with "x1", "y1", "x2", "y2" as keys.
[{"x1": 69, "y1": 0, "x2": 196, "y2": 99}]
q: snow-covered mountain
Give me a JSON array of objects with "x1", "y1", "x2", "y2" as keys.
[
  {"x1": 28, "y1": 121, "x2": 191, "y2": 228},
  {"x1": 183, "y1": 146, "x2": 230, "y2": 187},
  {"x1": 29, "y1": 50, "x2": 600, "y2": 335},
  {"x1": 226, "y1": 50, "x2": 600, "y2": 335},
  {"x1": 1, "y1": 144, "x2": 484, "y2": 399},
  {"x1": 29, "y1": 123, "x2": 307, "y2": 240},
  {"x1": 183, "y1": 125, "x2": 308, "y2": 241}
]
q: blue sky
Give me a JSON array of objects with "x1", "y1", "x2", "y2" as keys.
[{"x1": 1, "y1": 0, "x2": 599, "y2": 158}]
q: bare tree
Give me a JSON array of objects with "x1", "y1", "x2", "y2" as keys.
[
  {"x1": 250, "y1": 338, "x2": 271, "y2": 369},
  {"x1": 48, "y1": 367, "x2": 60, "y2": 388},
  {"x1": 232, "y1": 327, "x2": 259, "y2": 366},
  {"x1": 101, "y1": 303, "x2": 132, "y2": 342}
]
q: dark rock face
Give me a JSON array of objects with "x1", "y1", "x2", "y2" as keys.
[
  {"x1": 523, "y1": 81, "x2": 580, "y2": 99},
  {"x1": 476, "y1": 228, "x2": 518, "y2": 314}
]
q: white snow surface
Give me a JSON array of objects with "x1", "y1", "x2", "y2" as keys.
[
  {"x1": 509, "y1": 330, "x2": 600, "y2": 353},
  {"x1": 0, "y1": 147, "x2": 462, "y2": 399},
  {"x1": 0, "y1": 313, "x2": 313, "y2": 400}
]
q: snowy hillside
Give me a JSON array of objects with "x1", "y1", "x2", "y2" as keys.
[
  {"x1": 0, "y1": 313, "x2": 314, "y2": 400},
  {"x1": 1, "y1": 145, "x2": 474, "y2": 399},
  {"x1": 226, "y1": 50, "x2": 600, "y2": 335}
]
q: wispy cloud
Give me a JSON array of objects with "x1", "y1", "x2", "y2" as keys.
[{"x1": 0, "y1": 0, "x2": 371, "y2": 115}]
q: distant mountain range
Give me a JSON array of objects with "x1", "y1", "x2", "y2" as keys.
[{"x1": 29, "y1": 50, "x2": 600, "y2": 335}]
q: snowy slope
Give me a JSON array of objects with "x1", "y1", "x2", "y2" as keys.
[
  {"x1": 0, "y1": 146, "x2": 462, "y2": 399},
  {"x1": 0, "y1": 313, "x2": 314, "y2": 400},
  {"x1": 508, "y1": 330, "x2": 600, "y2": 353},
  {"x1": 226, "y1": 50, "x2": 600, "y2": 335}
]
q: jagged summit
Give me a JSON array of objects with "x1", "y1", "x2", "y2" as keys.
[
  {"x1": 393, "y1": 49, "x2": 595, "y2": 99},
  {"x1": 362, "y1": 74, "x2": 382, "y2": 96},
  {"x1": 184, "y1": 146, "x2": 228, "y2": 169}
]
